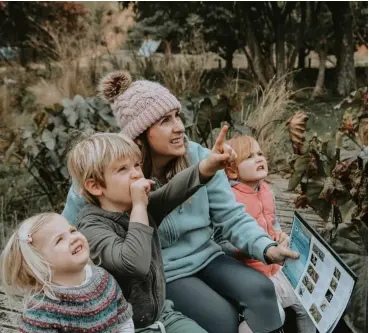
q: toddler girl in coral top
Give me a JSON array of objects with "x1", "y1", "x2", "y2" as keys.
[{"x1": 223, "y1": 135, "x2": 316, "y2": 333}]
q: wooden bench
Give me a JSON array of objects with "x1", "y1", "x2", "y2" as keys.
[
  {"x1": 0, "y1": 174, "x2": 325, "y2": 331},
  {"x1": 0, "y1": 292, "x2": 22, "y2": 332},
  {"x1": 266, "y1": 174, "x2": 325, "y2": 233}
]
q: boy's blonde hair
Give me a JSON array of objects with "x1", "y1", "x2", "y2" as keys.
[
  {"x1": 67, "y1": 132, "x2": 141, "y2": 203},
  {"x1": 0, "y1": 213, "x2": 58, "y2": 306},
  {"x1": 225, "y1": 135, "x2": 260, "y2": 179}
]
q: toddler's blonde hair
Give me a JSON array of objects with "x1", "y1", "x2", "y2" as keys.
[
  {"x1": 0, "y1": 213, "x2": 58, "y2": 306},
  {"x1": 67, "y1": 132, "x2": 141, "y2": 203}
]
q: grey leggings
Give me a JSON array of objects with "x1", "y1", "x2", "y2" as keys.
[{"x1": 166, "y1": 255, "x2": 282, "y2": 333}]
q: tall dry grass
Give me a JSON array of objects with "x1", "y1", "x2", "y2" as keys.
[
  {"x1": 0, "y1": 69, "x2": 35, "y2": 129},
  {"x1": 160, "y1": 56, "x2": 206, "y2": 97},
  {"x1": 27, "y1": 64, "x2": 96, "y2": 106},
  {"x1": 160, "y1": 20, "x2": 208, "y2": 97},
  {"x1": 9, "y1": 3, "x2": 134, "y2": 111},
  {"x1": 0, "y1": 82, "x2": 10, "y2": 124},
  {"x1": 244, "y1": 74, "x2": 297, "y2": 168},
  {"x1": 127, "y1": 52, "x2": 208, "y2": 97}
]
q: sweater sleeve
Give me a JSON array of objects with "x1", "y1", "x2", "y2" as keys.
[
  {"x1": 272, "y1": 193, "x2": 282, "y2": 231},
  {"x1": 62, "y1": 184, "x2": 88, "y2": 225},
  {"x1": 273, "y1": 213, "x2": 282, "y2": 231},
  {"x1": 19, "y1": 313, "x2": 58, "y2": 333},
  {"x1": 115, "y1": 280, "x2": 134, "y2": 325},
  {"x1": 147, "y1": 163, "x2": 207, "y2": 225},
  {"x1": 78, "y1": 217, "x2": 154, "y2": 279},
  {"x1": 117, "y1": 318, "x2": 135, "y2": 333}
]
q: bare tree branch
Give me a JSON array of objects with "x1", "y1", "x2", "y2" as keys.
[{"x1": 282, "y1": 1, "x2": 296, "y2": 21}]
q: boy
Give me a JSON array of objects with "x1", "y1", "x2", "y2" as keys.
[{"x1": 67, "y1": 130, "x2": 235, "y2": 333}]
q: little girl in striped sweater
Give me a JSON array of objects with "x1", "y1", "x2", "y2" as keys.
[{"x1": 0, "y1": 212, "x2": 134, "y2": 332}]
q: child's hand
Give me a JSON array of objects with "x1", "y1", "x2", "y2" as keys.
[
  {"x1": 199, "y1": 125, "x2": 237, "y2": 178},
  {"x1": 274, "y1": 231, "x2": 290, "y2": 246},
  {"x1": 130, "y1": 178, "x2": 155, "y2": 207}
]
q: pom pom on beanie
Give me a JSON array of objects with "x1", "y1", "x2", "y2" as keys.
[{"x1": 98, "y1": 70, "x2": 132, "y2": 103}]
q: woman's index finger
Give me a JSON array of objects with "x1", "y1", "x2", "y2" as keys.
[{"x1": 214, "y1": 125, "x2": 228, "y2": 150}]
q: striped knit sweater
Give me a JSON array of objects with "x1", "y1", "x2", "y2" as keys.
[{"x1": 19, "y1": 266, "x2": 133, "y2": 332}]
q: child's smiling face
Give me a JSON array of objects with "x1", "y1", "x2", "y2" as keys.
[{"x1": 32, "y1": 215, "x2": 89, "y2": 282}]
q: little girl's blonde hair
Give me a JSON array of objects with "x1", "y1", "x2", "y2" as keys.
[{"x1": 0, "y1": 212, "x2": 58, "y2": 306}]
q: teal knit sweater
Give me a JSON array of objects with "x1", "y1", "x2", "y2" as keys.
[{"x1": 19, "y1": 266, "x2": 133, "y2": 332}]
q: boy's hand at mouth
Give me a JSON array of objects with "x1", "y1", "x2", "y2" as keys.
[
  {"x1": 130, "y1": 178, "x2": 156, "y2": 207},
  {"x1": 130, "y1": 178, "x2": 155, "y2": 226}
]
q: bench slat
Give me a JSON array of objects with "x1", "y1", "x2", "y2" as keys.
[{"x1": 0, "y1": 309, "x2": 21, "y2": 329}]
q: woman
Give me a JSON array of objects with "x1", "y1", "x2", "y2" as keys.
[{"x1": 63, "y1": 71, "x2": 299, "y2": 333}]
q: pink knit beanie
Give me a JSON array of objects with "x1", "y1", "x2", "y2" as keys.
[{"x1": 98, "y1": 71, "x2": 181, "y2": 140}]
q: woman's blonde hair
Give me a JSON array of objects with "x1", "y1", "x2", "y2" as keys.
[
  {"x1": 0, "y1": 213, "x2": 58, "y2": 306},
  {"x1": 137, "y1": 131, "x2": 189, "y2": 182},
  {"x1": 67, "y1": 132, "x2": 142, "y2": 203},
  {"x1": 225, "y1": 135, "x2": 260, "y2": 179}
]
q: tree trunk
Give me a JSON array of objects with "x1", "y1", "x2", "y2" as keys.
[
  {"x1": 243, "y1": 47, "x2": 268, "y2": 88},
  {"x1": 275, "y1": 21, "x2": 285, "y2": 80},
  {"x1": 224, "y1": 48, "x2": 234, "y2": 72},
  {"x1": 287, "y1": 46, "x2": 299, "y2": 72},
  {"x1": 297, "y1": 1, "x2": 307, "y2": 69},
  {"x1": 311, "y1": 42, "x2": 327, "y2": 99},
  {"x1": 266, "y1": 43, "x2": 275, "y2": 80},
  {"x1": 298, "y1": 47, "x2": 306, "y2": 69},
  {"x1": 272, "y1": 2, "x2": 296, "y2": 81},
  {"x1": 297, "y1": 1, "x2": 311, "y2": 69},
  {"x1": 243, "y1": 15, "x2": 269, "y2": 88},
  {"x1": 164, "y1": 40, "x2": 173, "y2": 63},
  {"x1": 328, "y1": 2, "x2": 356, "y2": 96}
]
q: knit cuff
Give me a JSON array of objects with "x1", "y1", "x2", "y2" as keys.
[
  {"x1": 118, "y1": 302, "x2": 134, "y2": 325},
  {"x1": 252, "y1": 237, "x2": 278, "y2": 264},
  {"x1": 263, "y1": 243, "x2": 279, "y2": 264}
]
